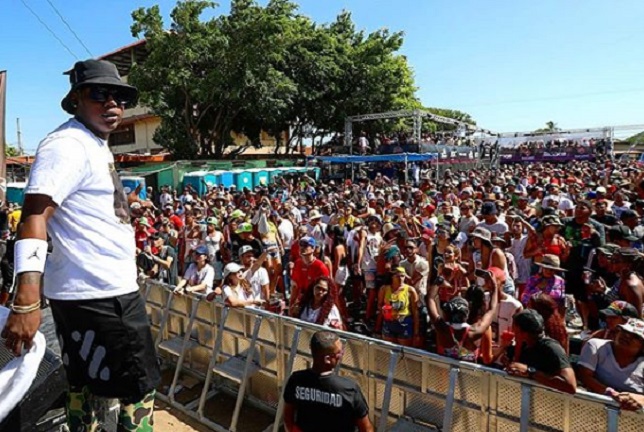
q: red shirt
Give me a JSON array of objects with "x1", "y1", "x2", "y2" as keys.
[
  {"x1": 291, "y1": 258, "x2": 329, "y2": 296},
  {"x1": 169, "y1": 214, "x2": 184, "y2": 230},
  {"x1": 135, "y1": 229, "x2": 149, "y2": 250}
]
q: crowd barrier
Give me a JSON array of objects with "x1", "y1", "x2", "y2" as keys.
[{"x1": 141, "y1": 279, "x2": 644, "y2": 432}]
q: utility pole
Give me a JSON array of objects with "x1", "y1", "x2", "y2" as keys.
[{"x1": 16, "y1": 118, "x2": 23, "y2": 155}]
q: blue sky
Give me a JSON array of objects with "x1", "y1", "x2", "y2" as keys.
[{"x1": 2, "y1": 0, "x2": 644, "y2": 152}]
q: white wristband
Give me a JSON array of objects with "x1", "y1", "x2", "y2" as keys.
[{"x1": 14, "y1": 238, "x2": 48, "y2": 275}]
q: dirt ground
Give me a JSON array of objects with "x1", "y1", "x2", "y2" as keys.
[{"x1": 154, "y1": 401, "x2": 212, "y2": 432}]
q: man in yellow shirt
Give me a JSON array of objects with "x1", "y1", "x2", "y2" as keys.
[{"x1": 8, "y1": 204, "x2": 22, "y2": 233}]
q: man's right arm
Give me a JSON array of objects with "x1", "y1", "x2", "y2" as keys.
[{"x1": 1, "y1": 194, "x2": 57, "y2": 355}]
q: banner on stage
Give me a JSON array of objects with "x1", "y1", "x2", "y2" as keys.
[{"x1": 499, "y1": 146, "x2": 595, "y2": 164}]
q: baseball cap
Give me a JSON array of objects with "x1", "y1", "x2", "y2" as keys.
[
  {"x1": 600, "y1": 301, "x2": 640, "y2": 319},
  {"x1": 223, "y1": 262, "x2": 244, "y2": 279},
  {"x1": 206, "y1": 217, "x2": 218, "y2": 226},
  {"x1": 299, "y1": 236, "x2": 317, "y2": 248},
  {"x1": 230, "y1": 209, "x2": 246, "y2": 220},
  {"x1": 481, "y1": 202, "x2": 497, "y2": 216},
  {"x1": 236, "y1": 222, "x2": 253, "y2": 234},
  {"x1": 239, "y1": 245, "x2": 254, "y2": 257},
  {"x1": 138, "y1": 217, "x2": 150, "y2": 227},
  {"x1": 194, "y1": 245, "x2": 209, "y2": 256}
]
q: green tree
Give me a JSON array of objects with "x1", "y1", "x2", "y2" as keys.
[
  {"x1": 534, "y1": 121, "x2": 560, "y2": 133},
  {"x1": 129, "y1": 0, "x2": 420, "y2": 158},
  {"x1": 5, "y1": 145, "x2": 20, "y2": 157}
]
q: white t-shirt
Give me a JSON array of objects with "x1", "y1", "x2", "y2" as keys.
[
  {"x1": 25, "y1": 119, "x2": 138, "y2": 300},
  {"x1": 494, "y1": 296, "x2": 523, "y2": 341},
  {"x1": 300, "y1": 304, "x2": 342, "y2": 327},
  {"x1": 244, "y1": 267, "x2": 269, "y2": 300},
  {"x1": 159, "y1": 192, "x2": 173, "y2": 208},
  {"x1": 223, "y1": 283, "x2": 261, "y2": 306},
  {"x1": 578, "y1": 338, "x2": 644, "y2": 393},
  {"x1": 611, "y1": 203, "x2": 631, "y2": 219},
  {"x1": 279, "y1": 219, "x2": 294, "y2": 249},
  {"x1": 477, "y1": 220, "x2": 509, "y2": 236},
  {"x1": 183, "y1": 263, "x2": 215, "y2": 294},
  {"x1": 401, "y1": 256, "x2": 430, "y2": 297},
  {"x1": 205, "y1": 231, "x2": 222, "y2": 263}
]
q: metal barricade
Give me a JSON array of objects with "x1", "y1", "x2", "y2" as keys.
[{"x1": 141, "y1": 280, "x2": 644, "y2": 432}]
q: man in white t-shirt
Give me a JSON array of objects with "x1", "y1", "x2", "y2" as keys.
[
  {"x1": 159, "y1": 185, "x2": 173, "y2": 208},
  {"x1": 1, "y1": 59, "x2": 159, "y2": 430},
  {"x1": 477, "y1": 202, "x2": 508, "y2": 236},
  {"x1": 240, "y1": 245, "x2": 271, "y2": 302}
]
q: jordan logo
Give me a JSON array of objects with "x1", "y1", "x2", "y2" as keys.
[{"x1": 27, "y1": 249, "x2": 41, "y2": 260}]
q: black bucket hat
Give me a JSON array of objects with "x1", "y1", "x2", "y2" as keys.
[{"x1": 61, "y1": 59, "x2": 139, "y2": 114}]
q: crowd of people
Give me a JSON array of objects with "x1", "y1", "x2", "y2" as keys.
[{"x1": 128, "y1": 157, "x2": 644, "y2": 412}]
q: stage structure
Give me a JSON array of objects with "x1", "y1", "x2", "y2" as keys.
[
  {"x1": 306, "y1": 153, "x2": 437, "y2": 183},
  {"x1": 343, "y1": 109, "x2": 487, "y2": 152},
  {"x1": 343, "y1": 109, "x2": 492, "y2": 181}
]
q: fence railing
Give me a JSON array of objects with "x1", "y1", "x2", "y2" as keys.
[{"x1": 141, "y1": 279, "x2": 644, "y2": 432}]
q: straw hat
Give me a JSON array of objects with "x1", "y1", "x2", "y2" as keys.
[{"x1": 535, "y1": 254, "x2": 566, "y2": 272}]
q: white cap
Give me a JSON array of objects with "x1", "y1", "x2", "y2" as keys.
[{"x1": 223, "y1": 262, "x2": 244, "y2": 279}]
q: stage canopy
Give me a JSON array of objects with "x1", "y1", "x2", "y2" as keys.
[{"x1": 307, "y1": 153, "x2": 437, "y2": 164}]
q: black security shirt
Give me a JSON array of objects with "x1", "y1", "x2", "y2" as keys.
[{"x1": 284, "y1": 369, "x2": 369, "y2": 432}]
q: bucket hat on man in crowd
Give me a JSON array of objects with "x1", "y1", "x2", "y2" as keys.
[
  {"x1": 61, "y1": 59, "x2": 139, "y2": 114},
  {"x1": 541, "y1": 215, "x2": 564, "y2": 227}
]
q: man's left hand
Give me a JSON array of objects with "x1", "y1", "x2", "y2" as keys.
[{"x1": 506, "y1": 362, "x2": 529, "y2": 377}]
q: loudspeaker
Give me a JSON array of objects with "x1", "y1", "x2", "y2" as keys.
[{"x1": 0, "y1": 341, "x2": 67, "y2": 432}]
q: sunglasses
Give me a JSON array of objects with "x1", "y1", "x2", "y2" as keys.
[{"x1": 86, "y1": 85, "x2": 133, "y2": 106}]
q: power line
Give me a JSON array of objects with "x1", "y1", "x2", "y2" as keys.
[
  {"x1": 45, "y1": 0, "x2": 93, "y2": 57},
  {"x1": 19, "y1": 0, "x2": 78, "y2": 59}
]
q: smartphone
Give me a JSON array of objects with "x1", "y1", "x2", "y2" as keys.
[{"x1": 474, "y1": 268, "x2": 490, "y2": 278}]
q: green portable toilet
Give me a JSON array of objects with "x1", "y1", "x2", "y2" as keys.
[{"x1": 233, "y1": 169, "x2": 253, "y2": 190}]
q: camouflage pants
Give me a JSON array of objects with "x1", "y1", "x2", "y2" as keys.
[{"x1": 66, "y1": 386, "x2": 155, "y2": 432}]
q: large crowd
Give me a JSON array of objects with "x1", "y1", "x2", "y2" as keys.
[{"x1": 124, "y1": 158, "x2": 644, "y2": 411}]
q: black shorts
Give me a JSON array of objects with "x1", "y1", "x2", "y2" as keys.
[
  {"x1": 565, "y1": 271, "x2": 587, "y2": 301},
  {"x1": 50, "y1": 291, "x2": 161, "y2": 401}
]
